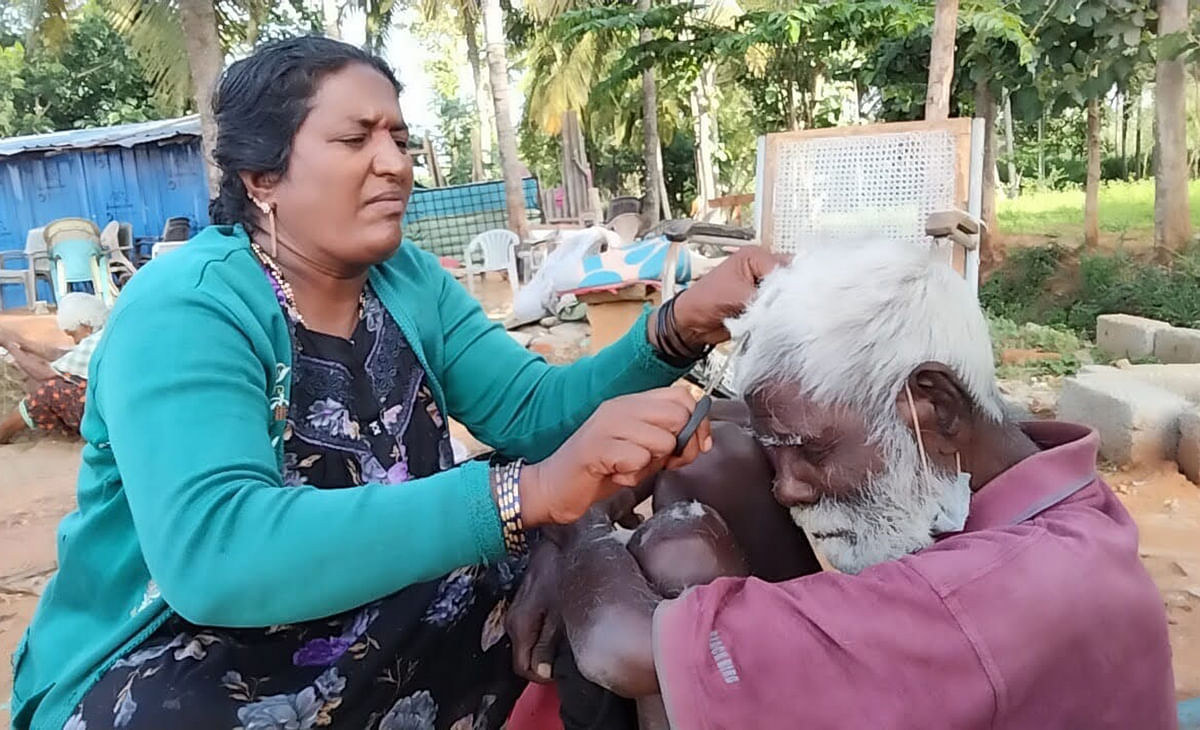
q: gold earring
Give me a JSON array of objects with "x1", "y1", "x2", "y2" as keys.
[{"x1": 249, "y1": 196, "x2": 278, "y2": 258}]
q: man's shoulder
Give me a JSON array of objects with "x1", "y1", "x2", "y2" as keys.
[
  {"x1": 898, "y1": 485, "x2": 1172, "y2": 725},
  {"x1": 906, "y1": 480, "x2": 1139, "y2": 598}
]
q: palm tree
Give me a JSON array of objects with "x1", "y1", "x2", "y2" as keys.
[
  {"x1": 481, "y1": 0, "x2": 528, "y2": 236},
  {"x1": 524, "y1": 0, "x2": 741, "y2": 221},
  {"x1": 23, "y1": 0, "x2": 228, "y2": 195},
  {"x1": 178, "y1": 0, "x2": 224, "y2": 196},
  {"x1": 415, "y1": 0, "x2": 493, "y2": 180}
]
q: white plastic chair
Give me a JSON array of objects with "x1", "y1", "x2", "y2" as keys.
[
  {"x1": 0, "y1": 228, "x2": 54, "y2": 310},
  {"x1": 463, "y1": 229, "x2": 521, "y2": 296},
  {"x1": 101, "y1": 221, "x2": 138, "y2": 286},
  {"x1": 606, "y1": 212, "x2": 642, "y2": 245}
]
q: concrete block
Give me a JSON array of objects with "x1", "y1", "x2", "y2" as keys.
[
  {"x1": 1058, "y1": 373, "x2": 1188, "y2": 465},
  {"x1": 1096, "y1": 314, "x2": 1171, "y2": 359},
  {"x1": 1179, "y1": 408, "x2": 1200, "y2": 484},
  {"x1": 1154, "y1": 327, "x2": 1200, "y2": 364},
  {"x1": 1093, "y1": 363, "x2": 1200, "y2": 401}
]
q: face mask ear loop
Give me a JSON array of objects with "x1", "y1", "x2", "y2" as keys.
[{"x1": 904, "y1": 383, "x2": 930, "y2": 472}]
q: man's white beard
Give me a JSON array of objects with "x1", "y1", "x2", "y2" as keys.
[{"x1": 788, "y1": 420, "x2": 963, "y2": 574}]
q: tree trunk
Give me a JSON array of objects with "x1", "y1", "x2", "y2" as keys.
[
  {"x1": 1002, "y1": 89, "x2": 1018, "y2": 198},
  {"x1": 1037, "y1": 116, "x2": 1045, "y2": 185},
  {"x1": 787, "y1": 79, "x2": 799, "y2": 131},
  {"x1": 482, "y1": 0, "x2": 528, "y2": 237},
  {"x1": 469, "y1": 128, "x2": 484, "y2": 182},
  {"x1": 656, "y1": 142, "x2": 672, "y2": 220},
  {"x1": 975, "y1": 80, "x2": 1001, "y2": 271},
  {"x1": 1119, "y1": 90, "x2": 1131, "y2": 178},
  {"x1": 1154, "y1": 0, "x2": 1191, "y2": 261},
  {"x1": 463, "y1": 17, "x2": 492, "y2": 180},
  {"x1": 1085, "y1": 98, "x2": 1101, "y2": 250},
  {"x1": 1135, "y1": 89, "x2": 1145, "y2": 178},
  {"x1": 178, "y1": 0, "x2": 223, "y2": 199},
  {"x1": 638, "y1": 0, "x2": 664, "y2": 226},
  {"x1": 925, "y1": 0, "x2": 959, "y2": 121},
  {"x1": 690, "y1": 63, "x2": 719, "y2": 219},
  {"x1": 322, "y1": 0, "x2": 341, "y2": 39}
]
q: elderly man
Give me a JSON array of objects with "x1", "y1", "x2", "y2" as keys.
[
  {"x1": 0, "y1": 292, "x2": 109, "y2": 443},
  {"x1": 550, "y1": 240, "x2": 1175, "y2": 729}
]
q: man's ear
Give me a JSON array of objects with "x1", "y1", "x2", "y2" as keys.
[{"x1": 895, "y1": 362, "x2": 973, "y2": 458}]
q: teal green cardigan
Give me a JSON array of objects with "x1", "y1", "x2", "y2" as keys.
[{"x1": 10, "y1": 225, "x2": 685, "y2": 730}]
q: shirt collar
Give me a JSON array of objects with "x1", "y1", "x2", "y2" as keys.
[{"x1": 963, "y1": 421, "x2": 1100, "y2": 532}]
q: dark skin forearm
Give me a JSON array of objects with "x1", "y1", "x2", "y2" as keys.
[
  {"x1": 3, "y1": 340, "x2": 59, "y2": 382},
  {"x1": 0, "y1": 327, "x2": 68, "y2": 363},
  {"x1": 558, "y1": 514, "x2": 661, "y2": 698}
]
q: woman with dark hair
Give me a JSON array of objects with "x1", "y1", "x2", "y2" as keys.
[{"x1": 11, "y1": 36, "x2": 781, "y2": 730}]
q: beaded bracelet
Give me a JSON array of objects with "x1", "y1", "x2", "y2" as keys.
[{"x1": 491, "y1": 459, "x2": 529, "y2": 555}]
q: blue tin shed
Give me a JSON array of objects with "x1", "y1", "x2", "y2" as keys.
[{"x1": 0, "y1": 116, "x2": 209, "y2": 308}]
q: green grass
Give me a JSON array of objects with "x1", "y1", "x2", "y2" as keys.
[
  {"x1": 997, "y1": 179, "x2": 1200, "y2": 237},
  {"x1": 988, "y1": 314, "x2": 1091, "y2": 379}
]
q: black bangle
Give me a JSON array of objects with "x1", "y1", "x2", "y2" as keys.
[
  {"x1": 662, "y1": 296, "x2": 705, "y2": 362},
  {"x1": 651, "y1": 300, "x2": 697, "y2": 367},
  {"x1": 667, "y1": 297, "x2": 710, "y2": 359}
]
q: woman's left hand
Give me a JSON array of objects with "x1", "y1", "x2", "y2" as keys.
[{"x1": 665, "y1": 247, "x2": 789, "y2": 349}]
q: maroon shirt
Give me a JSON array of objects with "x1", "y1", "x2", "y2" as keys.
[{"x1": 653, "y1": 422, "x2": 1176, "y2": 729}]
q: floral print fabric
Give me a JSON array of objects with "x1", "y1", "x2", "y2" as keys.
[{"x1": 68, "y1": 284, "x2": 526, "y2": 729}]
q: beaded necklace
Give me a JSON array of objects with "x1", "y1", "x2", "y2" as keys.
[{"x1": 249, "y1": 241, "x2": 365, "y2": 328}]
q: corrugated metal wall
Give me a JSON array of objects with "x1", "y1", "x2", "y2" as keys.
[{"x1": 0, "y1": 139, "x2": 209, "y2": 308}]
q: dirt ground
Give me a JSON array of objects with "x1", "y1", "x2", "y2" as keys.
[{"x1": 2, "y1": 306, "x2": 1199, "y2": 724}]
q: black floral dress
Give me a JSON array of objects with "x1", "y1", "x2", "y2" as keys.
[{"x1": 69, "y1": 284, "x2": 528, "y2": 730}]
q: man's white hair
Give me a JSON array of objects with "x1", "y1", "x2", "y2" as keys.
[
  {"x1": 730, "y1": 240, "x2": 1003, "y2": 433},
  {"x1": 57, "y1": 292, "x2": 110, "y2": 332}
]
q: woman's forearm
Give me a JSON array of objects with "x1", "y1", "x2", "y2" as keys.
[{"x1": 123, "y1": 459, "x2": 508, "y2": 627}]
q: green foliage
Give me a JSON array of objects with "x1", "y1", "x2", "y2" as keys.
[
  {"x1": 1062, "y1": 249, "x2": 1200, "y2": 335},
  {"x1": 982, "y1": 238, "x2": 1200, "y2": 340},
  {"x1": 518, "y1": 121, "x2": 562, "y2": 188},
  {"x1": 432, "y1": 96, "x2": 488, "y2": 186},
  {"x1": 1027, "y1": 0, "x2": 1155, "y2": 113},
  {"x1": 979, "y1": 244, "x2": 1064, "y2": 322},
  {"x1": 0, "y1": 2, "x2": 176, "y2": 136}
]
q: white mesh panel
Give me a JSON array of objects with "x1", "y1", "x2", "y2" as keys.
[{"x1": 769, "y1": 130, "x2": 958, "y2": 254}]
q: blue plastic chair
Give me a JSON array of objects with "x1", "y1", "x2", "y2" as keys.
[{"x1": 44, "y1": 218, "x2": 117, "y2": 306}]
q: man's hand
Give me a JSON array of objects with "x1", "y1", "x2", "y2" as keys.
[{"x1": 507, "y1": 540, "x2": 563, "y2": 683}]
